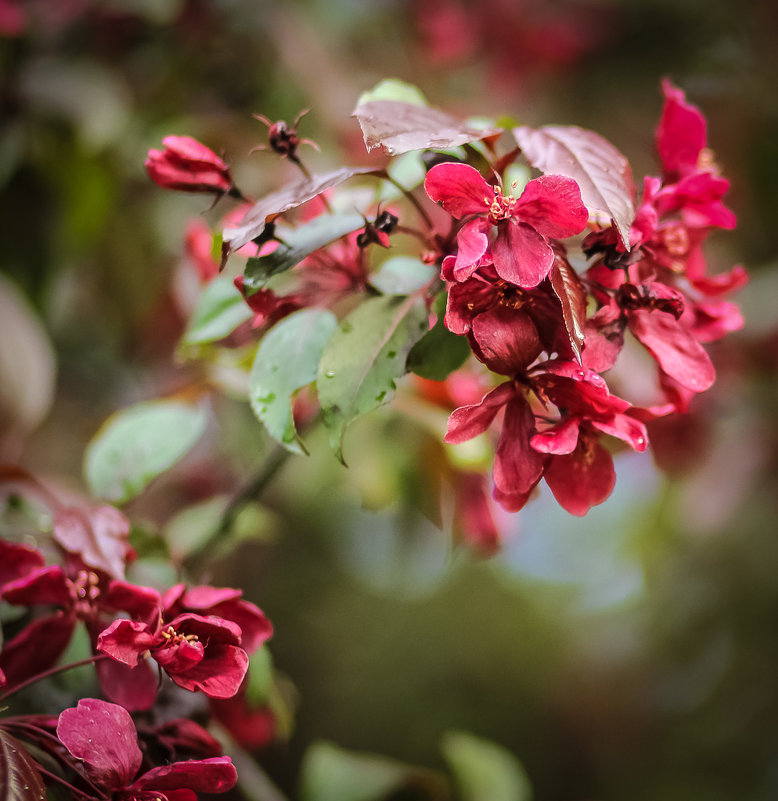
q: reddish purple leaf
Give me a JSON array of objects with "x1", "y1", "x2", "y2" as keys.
[
  {"x1": 0, "y1": 730, "x2": 46, "y2": 801},
  {"x1": 53, "y1": 505, "x2": 131, "y2": 581},
  {"x1": 353, "y1": 100, "x2": 500, "y2": 156},
  {"x1": 222, "y1": 167, "x2": 381, "y2": 256},
  {"x1": 513, "y1": 124, "x2": 635, "y2": 248},
  {"x1": 549, "y1": 254, "x2": 587, "y2": 362}
]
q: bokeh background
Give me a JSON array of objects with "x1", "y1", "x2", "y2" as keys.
[{"x1": 2, "y1": 1, "x2": 778, "y2": 800}]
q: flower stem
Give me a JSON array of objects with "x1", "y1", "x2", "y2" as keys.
[
  {"x1": 0, "y1": 654, "x2": 108, "y2": 703},
  {"x1": 383, "y1": 174, "x2": 434, "y2": 231}
]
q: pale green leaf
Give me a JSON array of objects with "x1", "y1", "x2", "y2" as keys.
[
  {"x1": 84, "y1": 400, "x2": 208, "y2": 503},
  {"x1": 182, "y1": 274, "x2": 252, "y2": 345},
  {"x1": 250, "y1": 308, "x2": 338, "y2": 453},
  {"x1": 318, "y1": 295, "x2": 428, "y2": 462},
  {"x1": 441, "y1": 731, "x2": 532, "y2": 801}
]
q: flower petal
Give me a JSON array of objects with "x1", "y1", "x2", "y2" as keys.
[
  {"x1": 543, "y1": 436, "x2": 615, "y2": 516},
  {"x1": 491, "y1": 221, "x2": 554, "y2": 288},
  {"x1": 494, "y1": 395, "x2": 544, "y2": 495},
  {"x1": 57, "y1": 698, "x2": 142, "y2": 791},
  {"x1": 445, "y1": 383, "x2": 515, "y2": 444},
  {"x1": 424, "y1": 162, "x2": 491, "y2": 218},
  {"x1": 515, "y1": 174, "x2": 589, "y2": 239}
]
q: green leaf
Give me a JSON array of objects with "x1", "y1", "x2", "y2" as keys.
[
  {"x1": 356, "y1": 78, "x2": 428, "y2": 108},
  {"x1": 242, "y1": 213, "x2": 365, "y2": 294},
  {"x1": 250, "y1": 308, "x2": 338, "y2": 453},
  {"x1": 318, "y1": 295, "x2": 428, "y2": 462},
  {"x1": 441, "y1": 731, "x2": 532, "y2": 801},
  {"x1": 369, "y1": 256, "x2": 437, "y2": 295},
  {"x1": 164, "y1": 495, "x2": 228, "y2": 561},
  {"x1": 84, "y1": 399, "x2": 208, "y2": 503},
  {"x1": 300, "y1": 741, "x2": 411, "y2": 801},
  {"x1": 182, "y1": 274, "x2": 252, "y2": 345},
  {"x1": 407, "y1": 293, "x2": 471, "y2": 380}
]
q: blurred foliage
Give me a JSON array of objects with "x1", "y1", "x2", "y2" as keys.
[{"x1": 2, "y1": 1, "x2": 778, "y2": 800}]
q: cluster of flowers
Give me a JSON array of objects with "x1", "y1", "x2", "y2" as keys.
[
  {"x1": 425, "y1": 80, "x2": 743, "y2": 516},
  {"x1": 144, "y1": 80, "x2": 743, "y2": 543},
  {"x1": 0, "y1": 478, "x2": 273, "y2": 799}
]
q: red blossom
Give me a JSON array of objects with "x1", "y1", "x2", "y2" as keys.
[
  {"x1": 57, "y1": 698, "x2": 236, "y2": 801},
  {"x1": 146, "y1": 136, "x2": 236, "y2": 196},
  {"x1": 98, "y1": 612, "x2": 249, "y2": 699},
  {"x1": 425, "y1": 162, "x2": 588, "y2": 287}
]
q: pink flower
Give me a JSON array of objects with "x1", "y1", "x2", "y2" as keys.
[
  {"x1": 56, "y1": 698, "x2": 236, "y2": 801},
  {"x1": 146, "y1": 136, "x2": 235, "y2": 195},
  {"x1": 161, "y1": 583, "x2": 273, "y2": 654},
  {"x1": 98, "y1": 612, "x2": 249, "y2": 699},
  {"x1": 425, "y1": 162, "x2": 588, "y2": 287}
]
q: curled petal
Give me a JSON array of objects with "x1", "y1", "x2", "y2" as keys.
[
  {"x1": 531, "y1": 416, "x2": 581, "y2": 455},
  {"x1": 98, "y1": 619, "x2": 155, "y2": 667},
  {"x1": 445, "y1": 383, "x2": 515, "y2": 444},
  {"x1": 130, "y1": 756, "x2": 237, "y2": 795}
]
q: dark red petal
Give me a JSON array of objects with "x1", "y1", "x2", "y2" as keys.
[
  {"x1": 515, "y1": 174, "x2": 589, "y2": 239},
  {"x1": 103, "y1": 580, "x2": 161, "y2": 624},
  {"x1": 494, "y1": 396, "x2": 544, "y2": 495},
  {"x1": 154, "y1": 639, "x2": 205, "y2": 673},
  {"x1": 531, "y1": 416, "x2": 581, "y2": 455},
  {"x1": 0, "y1": 612, "x2": 75, "y2": 689},
  {"x1": 130, "y1": 757, "x2": 237, "y2": 795},
  {"x1": 2, "y1": 565, "x2": 71, "y2": 607},
  {"x1": 57, "y1": 698, "x2": 142, "y2": 791},
  {"x1": 424, "y1": 162, "x2": 491, "y2": 218},
  {"x1": 167, "y1": 644, "x2": 249, "y2": 698},
  {"x1": 451, "y1": 218, "x2": 490, "y2": 280},
  {"x1": 209, "y1": 600, "x2": 273, "y2": 654},
  {"x1": 470, "y1": 306, "x2": 542, "y2": 375},
  {"x1": 167, "y1": 613, "x2": 242, "y2": 646},
  {"x1": 96, "y1": 656, "x2": 158, "y2": 711},
  {"x1": 590, "y1": 412, "x2": 648, "y2": 452},
  {"x1": 445, "y1": 383, "x2": 515, "y2": 444},
  {"x1": 453, "y1": 472, "x2": 501, "y2": 554},
  {"x1": 180, "y1": 586, "x2": 242, "y2": 609},
  {"x1": 628, "y1": 309, "x2": 715, "y2": 392},
  {"x1": 543, "y1": 437, "x2": 616, "y2": 516},
  {"x1": 0, "y1": 541, "x2": 45, "y2": 592},
  {"x1": 492, "y1": 483, "x2": 535, "y2": 513},
  {"x1": 491, "y1": 221, "x2": 554, "y2": 288},
  {"x1": 98, "y1": 619, "x2": 156, "y2": 667}
]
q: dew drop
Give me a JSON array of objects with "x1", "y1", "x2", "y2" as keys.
[{"x1": 325, "y1": 371, "x2": 335, "y2": 378}]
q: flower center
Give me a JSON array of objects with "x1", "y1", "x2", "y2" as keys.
[
  {"x1": 160, "y1": 625, "x2": 199, "y2": 647},
  {"x1": 495, "y1": 280, "x2": 526, "y2": 310},
  {"x1": 72, "y1": 570, "x2": 101, "y2": 619},
  {"x1": 661, "y1": 223, "x2": 689, "y2": 258},
  {"x1": 485, "y1": 186, "x2": 517, "y2": 224}
]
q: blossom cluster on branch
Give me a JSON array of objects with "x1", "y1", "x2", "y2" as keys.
[{"x1": 151, "y1": 79, "x2": 743, "y2": 544}]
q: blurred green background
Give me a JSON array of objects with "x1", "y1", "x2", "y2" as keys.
[{"x1": 2, "y1": 1, "x2": 778, "y2": 800}]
